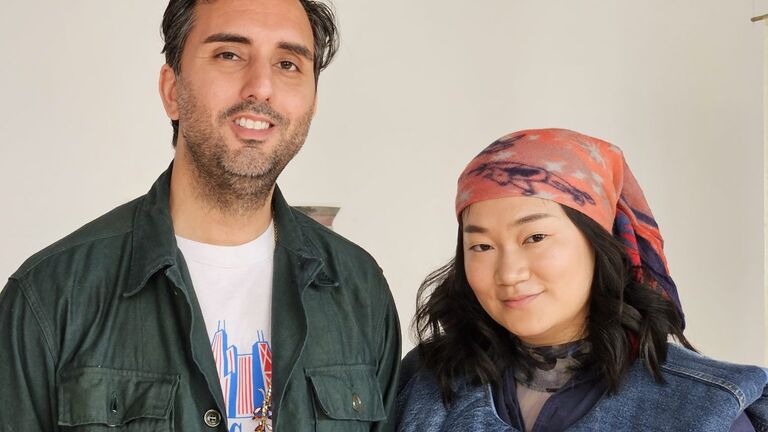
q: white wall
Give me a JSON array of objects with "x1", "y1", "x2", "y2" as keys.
[
  {"x1": 0, "y1": 1, "x2": 764, "y2": 365},
  {"x1": 763, "y1": 15, "x2": 768, "y2": 365}
]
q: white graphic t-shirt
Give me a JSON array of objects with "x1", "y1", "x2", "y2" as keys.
[{"x1": 176, "y1": 223, "x2": 274, "y2": 432}]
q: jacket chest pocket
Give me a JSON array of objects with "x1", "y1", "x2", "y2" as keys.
[
  {"x1": 306, "y1": 364, "x2": 386, "y2": 432},
  {"x1": 57, "y1": 367, "x2": 179, "y2": 432}
]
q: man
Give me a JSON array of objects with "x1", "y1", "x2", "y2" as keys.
[{"x1": 0, "y1": 0, "x2": 400, "y2": 430}]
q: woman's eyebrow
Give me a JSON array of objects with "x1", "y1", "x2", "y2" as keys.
[
  {"x1": 512, "y1": 213, "x2": 554, "y2": 227},
  {"x1": 463, "y1": 213, "x2": 554, "y2": 234},
  {"x1": 463, "y1": 224, "x2": 487, "y2": 234}
]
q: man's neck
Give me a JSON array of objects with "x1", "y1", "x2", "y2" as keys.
[{"x1": 169, "y1": 159, "x2": 275, "y2": 246}]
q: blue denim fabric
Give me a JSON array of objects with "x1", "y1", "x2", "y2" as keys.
[{"x1": 397, "y1": 344, "x2": 768, "y2": 431}]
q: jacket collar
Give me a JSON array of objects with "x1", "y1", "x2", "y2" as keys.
[
  {"x1": 125, "y1": 162, "x2": 336, "y2": 297},
  {"x1": 271, "y1": 185, "x2": 314, "y2": 258},
  {"x1": 269, "y1": 182, "x2": 339, "y2": 288},
  {"x1": 125, "y1": 163, "x2": 178, "y2": 297}
]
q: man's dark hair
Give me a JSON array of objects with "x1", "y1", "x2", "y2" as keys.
[
  {"x1": 160, "y1": 0, "x2": 339, "y2": 146},
  {"x1": 412, "y1": 204, "x2": 694, "y2": 404}
]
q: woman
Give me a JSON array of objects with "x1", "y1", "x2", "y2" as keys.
[{"x1": 397, "y1": 129, "x2": 768, "y2": 431}]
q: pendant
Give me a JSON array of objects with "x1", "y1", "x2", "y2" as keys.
[{"x1": 252, "y1": 387, "x2": 273, "y2": 432}]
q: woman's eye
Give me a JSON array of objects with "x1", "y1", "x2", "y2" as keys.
[
  {"x1": 469, "y1": 244, "x2": 492, "y2": 252},
  {"x1": 523, "y1": 234, "x2": 547, "y2": 244},
  {"x1": 216, "y1": 51, "x2": 240, "y2": 61},
  {"x1": 278, "y1": 61, "x2": 299, "y2": 71}
]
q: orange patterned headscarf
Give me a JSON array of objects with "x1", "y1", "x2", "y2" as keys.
[{"x1": 456, "y1": 128, "x2": 683, "y2": 322}]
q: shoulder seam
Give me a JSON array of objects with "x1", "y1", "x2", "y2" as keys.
[
  {"x1": 14, "y1": 196, "x2": 144, "y2": 278},
  {"x1": 12, "y1": 277, "x2": 59, "y2": 361},
  {"x1": 661, "y1": 362, "x2": 746, "y2": 410},
  {"x1": 14, "y1": 229, "x2": 132, "y2": 279}
]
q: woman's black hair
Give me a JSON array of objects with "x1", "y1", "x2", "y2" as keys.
[{"x1": 413, "y1": 204, "x2": 694, "y2": 404}]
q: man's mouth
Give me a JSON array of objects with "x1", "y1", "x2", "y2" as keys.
[{"x1": 234, "y1": 117, "x2": 272, "y2": 131}]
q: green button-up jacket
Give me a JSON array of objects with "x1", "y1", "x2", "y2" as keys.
[{"x1": 0, "y1": 165, "x2": 401, "y2": 431}]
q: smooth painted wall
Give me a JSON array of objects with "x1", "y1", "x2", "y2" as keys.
[{"x1": 0, "y1": 0, "x2": 764, "y2": 365}]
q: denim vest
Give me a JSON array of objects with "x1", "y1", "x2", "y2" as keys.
[{"x1": 397, "y1": 344, "x2": 768, "y2": 431}]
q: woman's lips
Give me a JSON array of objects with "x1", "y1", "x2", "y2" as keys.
[{"x1": 502, "y1": 293, "x2": 541, "y2": 309}]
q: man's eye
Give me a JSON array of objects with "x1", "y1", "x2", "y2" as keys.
[
  {"x1": 469, "y1": 244, "x2": 492, "y2": 252},
  {"x1": 216, "y1": 52, "x2": 240, "y2": 61},
  {"x1": 278, "y1": 61, "x2": 298, "y2": 71},
  {"x1": 523, "y1": 234, "x2": 547, "y2": 244}
]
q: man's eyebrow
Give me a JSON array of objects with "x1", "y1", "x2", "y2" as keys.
[
  {"x1": 203, "y1": 33, "x2": 251, "y2": 45},
  {"x1": 277, "y1": 41, "x2": 314, "y2": 61},
  {"x1": 462, "y1": 213, "x2": 554, "y2": 234},
  {"x1": 201, "y1": 35, "x2": 313, "y2": 61}
]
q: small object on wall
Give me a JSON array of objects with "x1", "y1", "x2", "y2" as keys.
[{"x1": 294, "y1": 206, "x2": 341, "y2": 230}]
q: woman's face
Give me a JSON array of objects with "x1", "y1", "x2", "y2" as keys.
[{"x1": 463, "y1": 197, "x2": 595, "y2": 346}]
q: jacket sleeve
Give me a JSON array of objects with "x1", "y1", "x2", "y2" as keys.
[
  {"x1": 0, "y1": 278, "x2": 58, "y2": 431},
  {"x1": 372, "y1": 276, "x2": 401, "y2": 432}
]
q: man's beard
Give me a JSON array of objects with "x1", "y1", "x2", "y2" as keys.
[{"x1": 176, "y1": 80, "x2": 313, "y2": 216}]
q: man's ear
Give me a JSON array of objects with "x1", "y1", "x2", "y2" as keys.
[{"x1": 159, "y1": 64, "x2": 179, "y2": 120}]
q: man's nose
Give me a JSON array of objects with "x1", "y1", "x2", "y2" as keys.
[{"x1": 240, "y1": 61, "x2": 274, "y2": 102}]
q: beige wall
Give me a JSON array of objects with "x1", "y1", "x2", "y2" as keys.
[
  {"x1": 761, "y1": 19, "x2": 768, "y2": 362},
  {"x1": 0, "y1": 0, "x2": 765, "y2": 365}
]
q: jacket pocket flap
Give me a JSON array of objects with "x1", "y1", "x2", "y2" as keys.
[
  {"x1": 58, "y1": 367, "x2": 179, "y2": 427},
  {"x1": 306, "y1": 364, "x2": 386, "y2": 421}
]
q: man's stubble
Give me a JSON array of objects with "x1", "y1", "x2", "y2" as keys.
[{"x1": 176, "y1": 77, "x2": 313, "y2": 216}]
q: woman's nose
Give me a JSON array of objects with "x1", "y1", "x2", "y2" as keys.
[{"x1": 494, "y1": 249, "x2": 530, "y2": 287}]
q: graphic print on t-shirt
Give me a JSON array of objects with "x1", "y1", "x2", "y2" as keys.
[
  {"x1": 175, "y1": 226, "x2": 274, "y2": 431},
  {"x1": 211, "y1": 321, "x2": 272, "y2": 430}
]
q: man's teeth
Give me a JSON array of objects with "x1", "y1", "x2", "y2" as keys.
[{"x1": 235, "y1": 118, "x2": 270, "y2": 130}]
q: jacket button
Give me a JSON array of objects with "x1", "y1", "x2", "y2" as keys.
[
  {"x1": 203, "y1": 409, "x2": 221, "y2": 428},
  {"x1": 352, "y1": 393, "x2": 363, "y2": 412}
]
